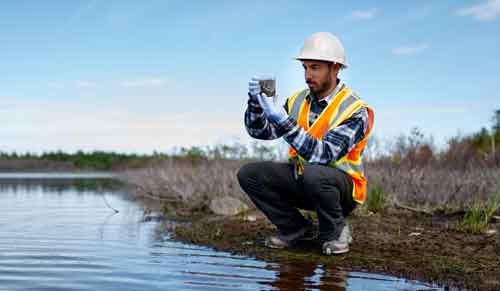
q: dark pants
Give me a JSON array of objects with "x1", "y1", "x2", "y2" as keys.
[{"x1": 237, "y1": 161, "x2": 357, "y2": 242}]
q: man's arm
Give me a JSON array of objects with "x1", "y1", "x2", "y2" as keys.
[
  {"x1": 275, "y1": 107, "x2": 368, "y2": 164},
  {"x1": 244, "y1": 94, "x2": 287, "y2": 140}
]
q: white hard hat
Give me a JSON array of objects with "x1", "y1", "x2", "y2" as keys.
[{"x1": 296, "y1": 32, "x2": 348, "y2": 68}]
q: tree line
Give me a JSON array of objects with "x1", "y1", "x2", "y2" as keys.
[{"x1": 1, "y1": 110, "x2": 499, "y2": 171}]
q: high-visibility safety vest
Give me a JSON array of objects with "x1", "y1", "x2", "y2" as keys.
[{"x1": 287, "y1": 85, "x2": 374, "y2": 204}]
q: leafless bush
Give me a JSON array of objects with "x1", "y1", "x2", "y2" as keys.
[
  {"x1": 121, "y1": 125, "x2": 500, "y2": 214},
  {"x1": 366, "y1": 158, "x2": 500, "y2": 213},
  {"x1": 122, "y1": 150, "x2": 500, "y2": 214},
  {"x1": 121, "y1": 157, "x2": 250, "y2": 210}
]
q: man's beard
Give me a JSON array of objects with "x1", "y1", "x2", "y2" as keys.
[{"x1": 308, "y1": 75, "x2": 333, "y2": 98}]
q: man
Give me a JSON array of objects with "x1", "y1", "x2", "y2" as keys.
[{"x1": 237, "y1": 32, "x2": 374, "y2": 255}]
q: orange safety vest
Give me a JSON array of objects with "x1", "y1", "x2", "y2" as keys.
[{"x1": 287, "y1": 85, "x2": 374, "y2": 204}]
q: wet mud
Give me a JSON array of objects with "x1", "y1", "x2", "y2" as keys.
[{"x1": 171, "y1": 209, "x2": 500, "y2": 290}]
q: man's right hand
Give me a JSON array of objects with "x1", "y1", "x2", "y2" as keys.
[{"x1": 248, "y1": 76, "x2": 262, "y2": 100}]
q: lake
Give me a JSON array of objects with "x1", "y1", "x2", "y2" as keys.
[{"x1": 0, "y1": 173, "x2": 444, "y2": 290}]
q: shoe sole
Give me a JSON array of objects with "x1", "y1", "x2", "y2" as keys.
[
  {"x1": 265, "y1": 224, "x2": 316, "y2": 249},
  {"x1": 265, "y1": 243, "x2": 286, "y2": 249},
  {"x1": 265, "y1": 239, "x2": 289, "y2": 249},
  {"x1": 323, "y1": 247, "x2": 349, "y2": 255}
]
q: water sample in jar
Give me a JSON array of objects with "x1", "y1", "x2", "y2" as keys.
[{"x1": 256, "y1": 75, "x2": 276, "y2": 97}]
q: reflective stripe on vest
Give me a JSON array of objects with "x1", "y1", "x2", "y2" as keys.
[
  {"x1": 288, "y1": 89, "x2": 309, "y2": 120},
  {"x1": 287, "y1": 85, "x2": 374, "y2": 204}
]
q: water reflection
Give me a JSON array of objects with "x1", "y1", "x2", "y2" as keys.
[
  {"x1": 0, "y1": 177, "x2": 123, "y2": 194},
  {"x1": 267, "y1": 261, "x2": 347, "y2": 291}
]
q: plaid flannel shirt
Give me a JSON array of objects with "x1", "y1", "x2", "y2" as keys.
[{"x1": 244, "y1": 80, "x2": 368, "y2": 165}]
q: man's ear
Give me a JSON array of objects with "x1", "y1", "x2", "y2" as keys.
[{"x1": 329, "y1": 63, "x2": 341, "y2": 75}]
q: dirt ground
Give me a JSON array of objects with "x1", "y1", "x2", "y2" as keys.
[{"x1": 170, "y1": 208, "x2": 500, "y2": 291}]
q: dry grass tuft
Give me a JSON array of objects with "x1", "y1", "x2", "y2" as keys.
[{"x1": 121, "y1": 157, "x2": 250, "y2": 211}]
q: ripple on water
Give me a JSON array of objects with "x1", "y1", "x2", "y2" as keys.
[{"x1": 0, "y1": 177, "x2": 444, "y2": 291}]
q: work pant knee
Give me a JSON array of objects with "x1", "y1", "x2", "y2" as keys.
[{"x1": 237, "y1": 162, "x2": 262, "y2": 195}]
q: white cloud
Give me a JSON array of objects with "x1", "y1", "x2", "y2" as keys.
[
  {"x1": 349, "y1": 8, "x2": 378, "y2": 20},
  {"x1": 392, "y1": 44, "x2": 430, "y2": 56},
  {"x1": 119, "y1": 78, "x2": 169, "y2": 88},
  {"x1": 457, "y1": 0, "x2": 500, "y2": 21}
]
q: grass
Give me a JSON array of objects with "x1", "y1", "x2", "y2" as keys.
[
  {"x1": 365, "y1": 183, "x2": 385, "y2": 213},
  {"x1": 457, "y1": 189, "x2": 499, "y2": 234}
]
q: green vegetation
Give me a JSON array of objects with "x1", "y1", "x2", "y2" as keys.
[
  {"x1": 43, "y1": 150, "x2": 156, "y2": 170},
  {"x1": 459, "y1": 109, "x2": 500, "y2": 158},
  {"x1": 457, "y1": 190, "x2": 499, "y2": 234},
  {"x1": 365, "y1": 183, "x2": 385, "y2": 213},
  {"x1": 0, "y1": 150, "x2": 160, "y2": 171},
  {"x1": 0, "y1": 141, "x2": 284, "y2": 171}
]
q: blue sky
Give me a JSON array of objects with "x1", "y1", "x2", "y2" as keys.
[{"x1": 1, "y1": 0, "x2": 499, "y2": 153}]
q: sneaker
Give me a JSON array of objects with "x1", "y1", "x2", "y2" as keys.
[
  {"x1": 265, "y1": 222, "x2": 316, "y2": 249},
  {"x1": 322, "y1": 224, "x2": 352, "y2": 255}
]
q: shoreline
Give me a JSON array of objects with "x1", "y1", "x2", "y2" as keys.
[{"x1": 170, "y1": 208, "x2": 500, "y2": 291}]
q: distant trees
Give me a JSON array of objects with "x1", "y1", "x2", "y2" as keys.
[
  {"x1": 1, "y1": 109, "x2": 499, "y2": 171},
  {"x1": 391, "y1": 127, "x2": 435, "y2": 166},
  {"x1": 0, "y1": 142, "x2": 287, "y2": 171},
  {"x1": 0, "y1": 150, "x2": 153, "y2": 171},
  {"x1": 175, "y1": 140, "x2": 284, "y2": 162},
  {"x1": 467, "y1": 109, "x2": 500, "y2": 158},
  {"x1": 490, "y1": 109, "x2": 500, "y2": 157},
  {"x1": 492, "y1": 109, "x2": 500, "y2": 132}
]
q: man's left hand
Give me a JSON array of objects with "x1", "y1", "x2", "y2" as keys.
[{"x1": 257, "y1": 93, "x2": 288, "y2": 124}]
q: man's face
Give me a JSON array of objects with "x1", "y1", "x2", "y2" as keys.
[{"x1": 301, "y1": 60, "x2": 338, "y2": 97}]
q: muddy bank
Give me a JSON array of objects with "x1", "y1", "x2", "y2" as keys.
[{"x1": 170, "y1": 209, "x2": 500, "y2": 290}]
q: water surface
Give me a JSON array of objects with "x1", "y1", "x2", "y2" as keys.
[{"x1": 0, "y1": 174, "x2": 444, "y2": 290}]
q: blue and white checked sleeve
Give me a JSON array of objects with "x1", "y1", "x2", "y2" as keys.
[
  {"x1": 275, "y1": 107, "x2": 369, "y2": 164},
  {"x1": 243, "y1": 95, "x2": 287, "y2": 140}
]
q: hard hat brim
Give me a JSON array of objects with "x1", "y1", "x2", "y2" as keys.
[{"x1": 294, "y1": 56, "x2": 349, "y2": 69}]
